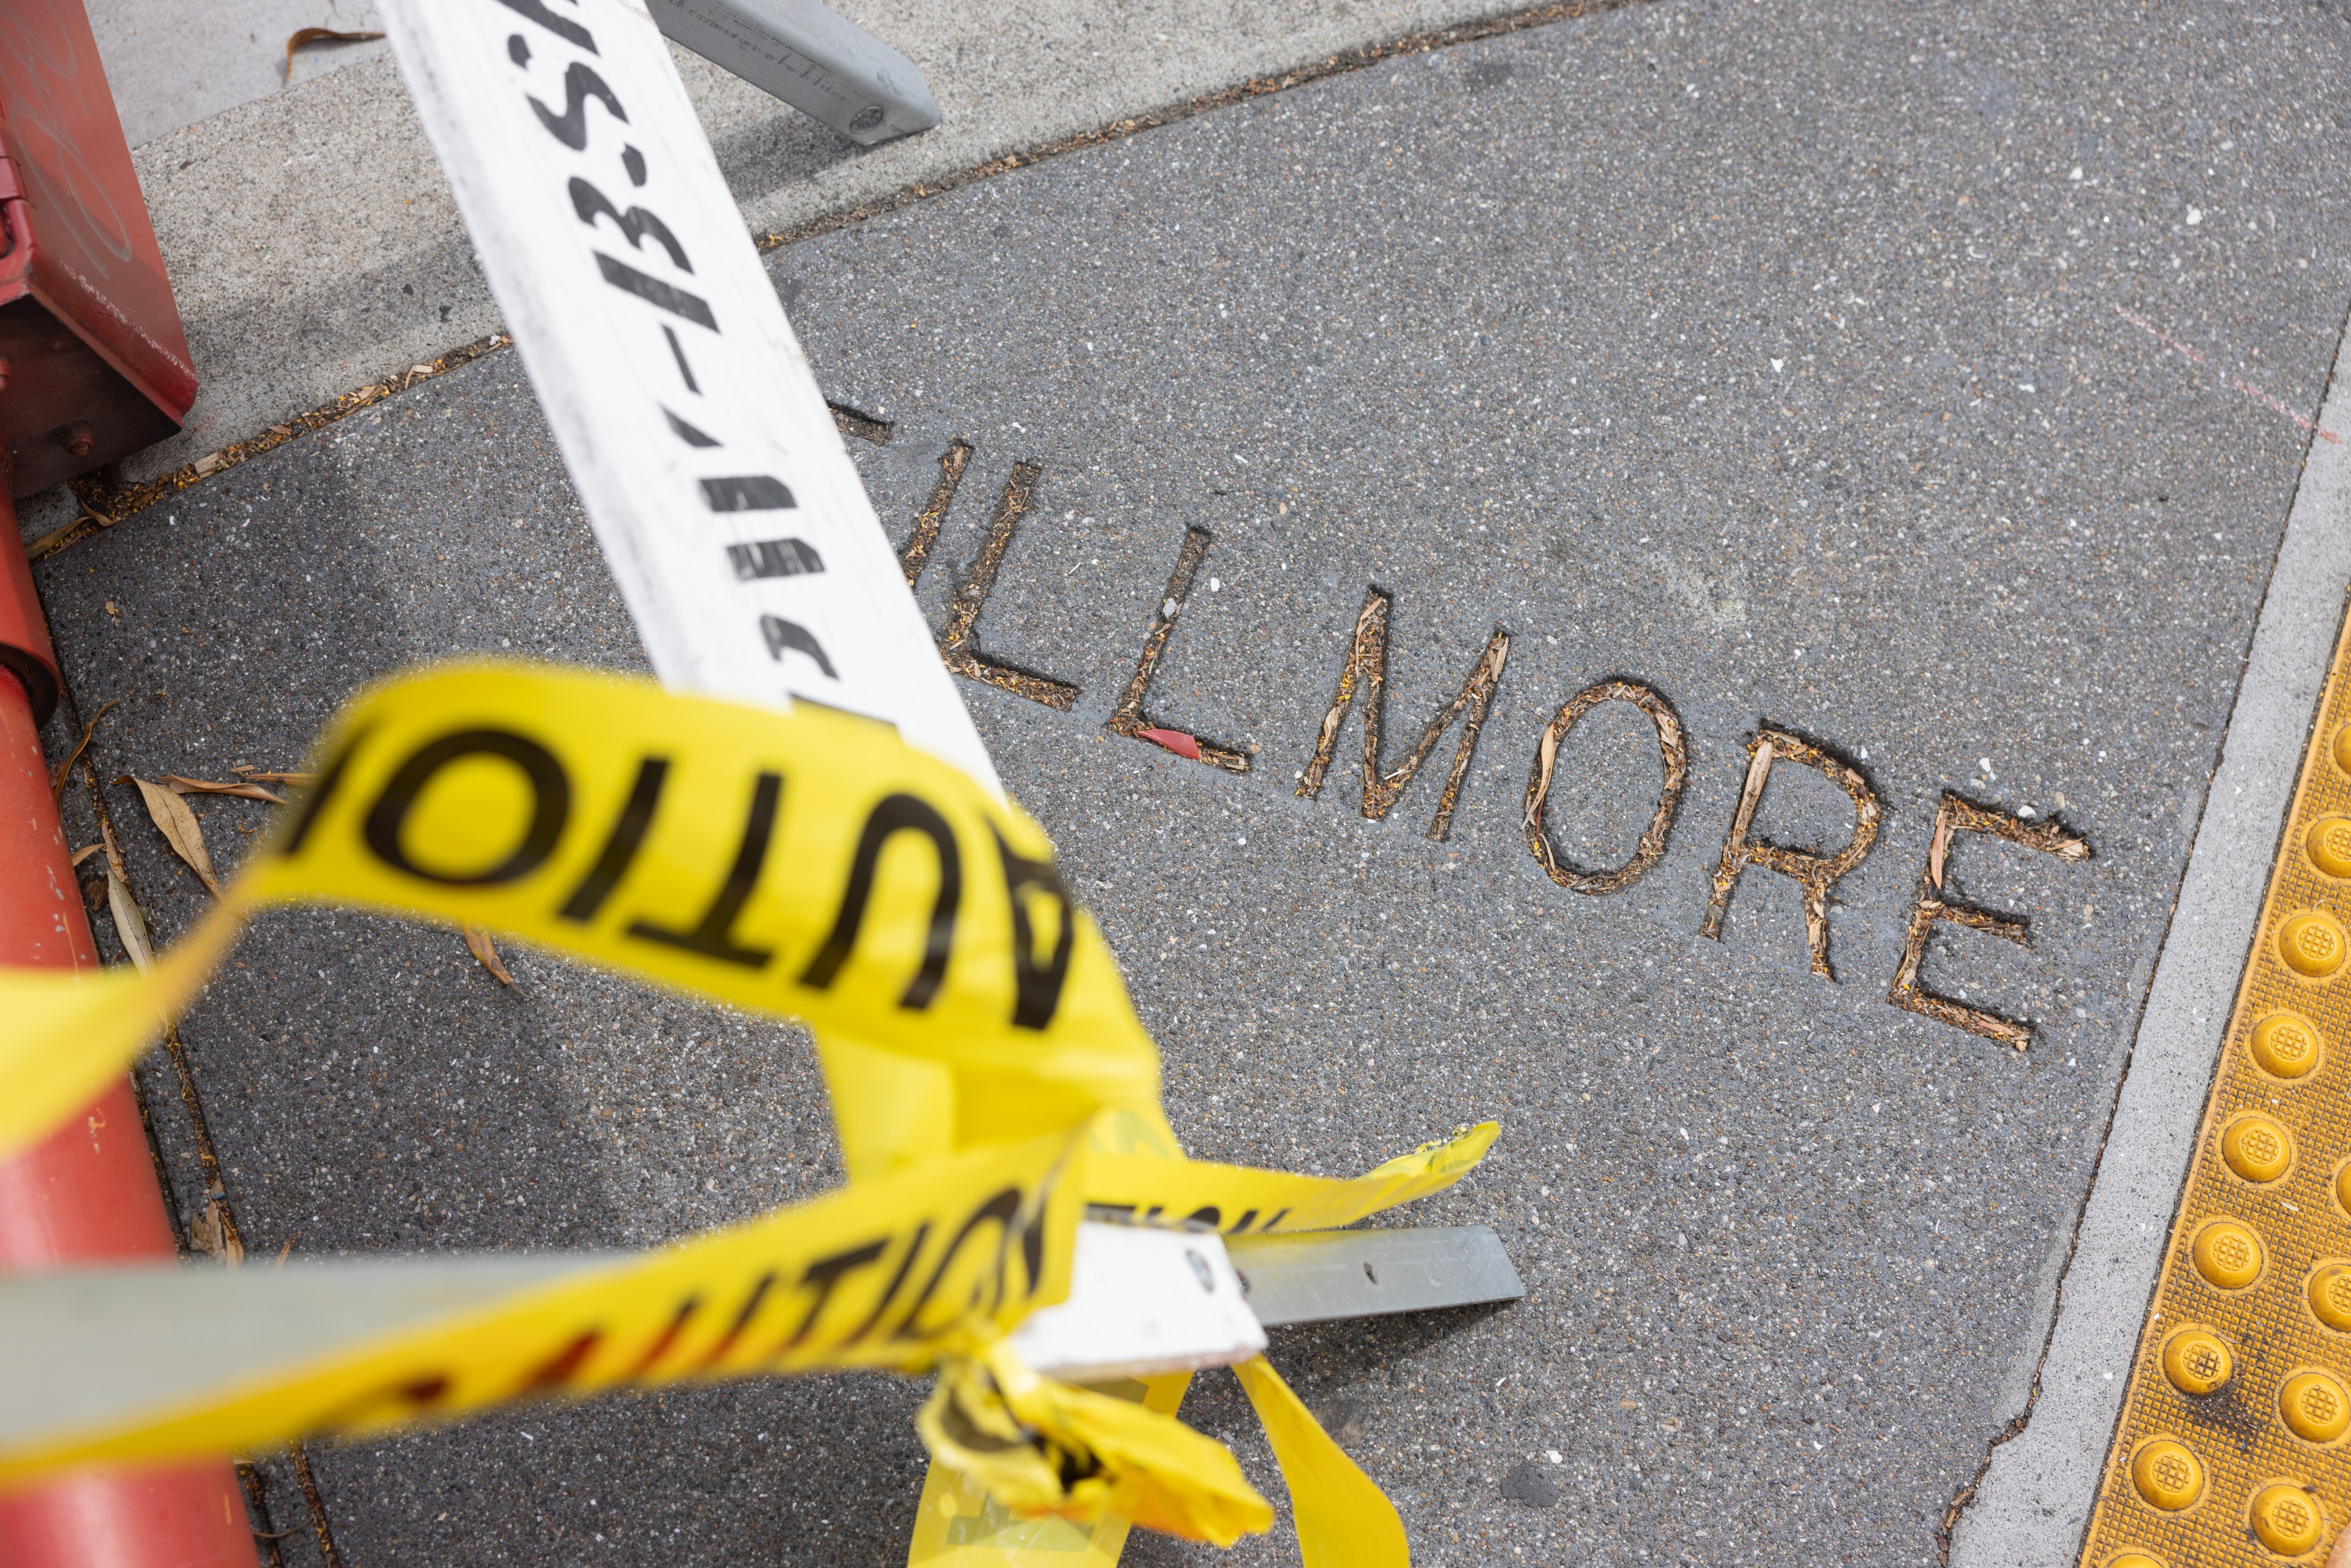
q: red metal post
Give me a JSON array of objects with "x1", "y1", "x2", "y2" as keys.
[
  {"x1": 0, "y1": 506, "x2": 258, "y2": 1567},
  {"x1": 0, "y1": 5, "x2": 261, "y2": 1566}
]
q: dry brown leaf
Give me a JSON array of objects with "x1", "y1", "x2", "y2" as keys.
[
  {"x1": 95, "y1": 816, "x2": 127, "y2": 882},
  {"x1": 121, "y1": 775, "x2": 222, "y2": 896},
  {"x1": 25, "y1": 506, "x2": 116, "y2": 563},
  {"x1": 69, "y1": 843, "x2": 105, "y2": 867},
  {"x1": 283, "y1": 26, "x2": 384, "y2": 81},
  {"x1": 233, "y1": 767, "x2": 317, "y2": 786},
  {"x1": 190, "y1": 1198, "x2": 244, "y2": 1264},
  {"x1": 104, "y1": 865, "x2": 153, "y2": 972},
  {"x1": 463, "y1": 923, "x2": 516, "y2": 986},
  {"x1": 160, "y1": 774, "x2": 289, "y2": 805},
  {"x1": 48, "y1": 697, "x2": 118, "y2": 805}
]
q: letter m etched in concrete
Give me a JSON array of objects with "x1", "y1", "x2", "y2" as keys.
[{"x1": 1295, "y1": 587, "x2": 1510, "y2": 841}]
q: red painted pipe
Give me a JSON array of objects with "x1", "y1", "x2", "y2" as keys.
[{"x1": 0, "y1": 508, "x2": 257, "y2": 1566}]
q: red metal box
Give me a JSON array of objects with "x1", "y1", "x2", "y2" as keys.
[{"x1": 0, "y1": 1, "x2": 195, "y2": 500}]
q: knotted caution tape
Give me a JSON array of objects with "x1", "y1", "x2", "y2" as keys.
[{"x1": 0, "y1": 662, "x2": 1494, "y2": 1562}]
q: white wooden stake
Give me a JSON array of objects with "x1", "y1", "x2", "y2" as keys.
[{"x1": 380, "y1": 0, "x2": 999, "y2": 793}]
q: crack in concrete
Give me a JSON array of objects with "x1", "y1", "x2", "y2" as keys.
[
  {"x1": 1933, "y1": 738, "x2": 2229, "y2": 1564},
  {"x1": 1934, "y1": 1009, "x2": 2134, "y2": 1568}
]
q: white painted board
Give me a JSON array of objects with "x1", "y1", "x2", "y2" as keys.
[{"x1": 378, "y1": 0, "x2": 998, "y2": 793}]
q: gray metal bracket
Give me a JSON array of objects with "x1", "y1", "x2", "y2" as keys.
[
  {"x1": 1229, "y1": 1226, "x2": 1524, "y2": 1327},
  {"x1": 646, "y1": 0, "x2": 940, "y2": 145}
]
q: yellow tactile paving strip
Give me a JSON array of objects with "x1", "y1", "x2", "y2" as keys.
[{"x1": 2084, "y1": 608, "x2": 2351, "y2": 1567}]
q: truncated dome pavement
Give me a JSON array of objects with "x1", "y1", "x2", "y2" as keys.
[{"x1": 29, "y1": 0, "x2": 2351, "y2": 1564}]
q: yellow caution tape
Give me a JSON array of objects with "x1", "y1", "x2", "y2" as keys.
[
  {"x1": 898, "y1": 1122, "x2": 1492, "y2": 1568},
  {"x1": 1082, "y1": 1124, "x2": 1501, "y2": 1234},
  {"x1": 0, "y1": 663, "x2": 1490, "y2": 1566},
  {"x1": 920, "y1": 1341, "x2": 1269, "y2": 1546},
  {"x1": 1236, "y1": 1355, "x2": 1411, "y2": 1568},
  {"x1": 905, "y1": 1372, "x2": 1196, "y2": 1565},
  {"x1": 0, "y1": 1125, "x2": 1084, "y2": 1488},
  {"x1": 0, "y1": 662, "x2": 1172, "y2": 1173}
]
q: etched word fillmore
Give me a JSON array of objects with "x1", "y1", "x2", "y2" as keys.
[{"x1": 877, "y1": 433, "x2": 2094, "y2": 1048}]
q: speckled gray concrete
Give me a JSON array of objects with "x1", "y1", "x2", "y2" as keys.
[
  {"x1": 57, "y1": 0, "x2": 1570, "y2": 520},
  {"x1": 90, "y1": 0, "x2": 390, "y2": 146},
  {"x1": 28, "y1": 0, "x2": 2351, "y2": 1564}
]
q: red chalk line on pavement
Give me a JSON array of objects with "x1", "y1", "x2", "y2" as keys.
[{"x1": 2113, "y1": 301, "x2": 2341, "y2": 445}]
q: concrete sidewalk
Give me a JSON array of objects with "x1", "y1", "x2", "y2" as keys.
[
  {"x1": 31, "y1": 1, "x2": 2351, "y2": 1566},
  {"x1": 32, "y1": 0, "x2": 1598, "y2": 546}
]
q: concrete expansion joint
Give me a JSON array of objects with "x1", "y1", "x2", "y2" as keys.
[
  {"x1": 28, "y1": 342, "x2": 894, "y2": 566},
  {"x1": 37, "y1": 0, "x2": 1664, "y2": 545}
]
